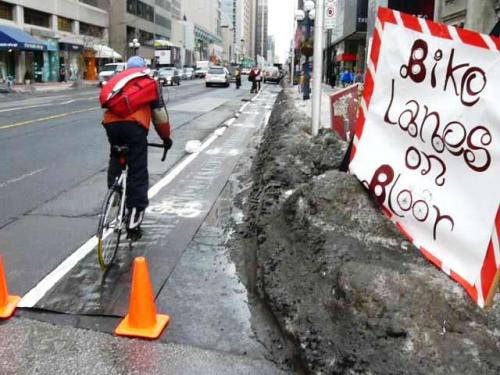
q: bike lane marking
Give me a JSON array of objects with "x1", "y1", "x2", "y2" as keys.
[{"x1": 18, "y1": 91, "x2": 263, "y2": 308}]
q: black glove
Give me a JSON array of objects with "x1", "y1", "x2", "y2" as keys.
[{"x1": 163, "y1": 138, "x2": 173, "y2": 150}]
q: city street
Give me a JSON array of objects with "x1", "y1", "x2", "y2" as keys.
[{"x1": 0, "y1": 80, "x2": 289, "y2": 373}]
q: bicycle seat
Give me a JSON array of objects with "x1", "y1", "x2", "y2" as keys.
[{"x1": 112, "y1": 145, "x2": 129, "y2": 154}]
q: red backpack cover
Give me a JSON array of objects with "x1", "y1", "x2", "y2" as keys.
[{"x1": 99, "y1": 68, "x2": 158, "y2": 118}]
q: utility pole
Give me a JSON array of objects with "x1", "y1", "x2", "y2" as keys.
[
  {"x1": 311, "y1": 0, "x2": 324, "y2": 136},
  {"x1": 290, "y1": 0, "x2": 296, "y2": 87},
  {"x1": 261, "y1": 0, "x2": 265, "y2": 65}
]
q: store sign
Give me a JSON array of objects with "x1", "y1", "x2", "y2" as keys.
[
  {"x1": 155, "y1": 50, "x2": 171, "y2": 65},
  {"x1": 356, "y1": 0, "x2": 368, "y2": 31},
  {"x1": 350, "y1": 8, "x2": 500, "y2": 307},
  {"x1": 59, "y1": 43, "x2": 83, "y2": 52}
]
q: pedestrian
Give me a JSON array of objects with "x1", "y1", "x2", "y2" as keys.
[
  {"x1": 255, "y1": 67, "x2": 262, "y2": 92},
  {"x1": 100, "y1": 56, "x2": 173, "y2": 240},
  {"x1": 59, "y1": 66, "x2": 66, "y2": 82},
  {"x1": 354, "y1": 69, "x2": 364, "y2": 84},
  {"x1": 234, "y1": 67, "x2": 241, "y2": 89},
  {"x1": 340, "y1": 69, "x2": 351, "y2": 87},
  {"x1": 329, "y1": 69, "x2": 336, "y2": 88},
  {"x1": 249, "y1": 67, "x2": 257, "y2": 93}
]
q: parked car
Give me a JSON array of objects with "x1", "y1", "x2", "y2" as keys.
[
  {"x1": 241, "y1": 68, "x2": 251, "y2": 75},
  {"x1": 263, "y1": 67, "x2": 281, "y2": 84},
  {"x1": 205, "y1": 66, "x2": 230, "y2": 87},
  {"x1": 98, "y1": 62, "x2": 127, "y2": 86},
  {"x1": 182, "y1": 67, "x2": 194, "y2": 80},
  {"x1": 158, "y1": 68, "x2": 181, "y2": 86}
]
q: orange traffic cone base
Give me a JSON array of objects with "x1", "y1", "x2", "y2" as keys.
[
  {"x1": 115, "y1": 313, "x2": 170, "y2": 339},
  {"x1": 0, "y1": 295, "x2": 20, "y2": 319}
]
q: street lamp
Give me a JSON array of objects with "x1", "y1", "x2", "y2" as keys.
[
  {"x1": 296, "y1": 1, "x2": 316, "y2": 101},
  {"x1": 128, "y1": 38, "x2": 141, "y2": 56}
]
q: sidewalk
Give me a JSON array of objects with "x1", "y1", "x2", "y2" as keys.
[
  {"x1": 292, "y1": 83, "x2": 340, "y2": 131},
  {"x1": 7, "y1": 80, "x2": 98, "y2": 94},
  {"x1": 0, "y1": 317, "x2": 283, "y2": 375}
]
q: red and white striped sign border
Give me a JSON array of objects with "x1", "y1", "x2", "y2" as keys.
[{"x1": 350, "y1": 7, "x2": 500, "y2": 307}]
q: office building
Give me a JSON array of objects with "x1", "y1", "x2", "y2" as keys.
[
  {"x1": 171, "y1": 0, "x2": 181, "y2": 20},
  {"x1": 182, "y1": 0, "x2": 223, "y2": 62},
  {"x1": 104, "y1": 0, "x2": 172, "y2": 63},
  {"x1": 433, "y1": 0, "x2": 499, "y2": 34},
  {"x1": 235, "y1": 0, "x2": 254, "y2": 62},
  {"x1": 254, "y1": 0, "x2": 267, "y2": 62},
  {"x1": 0, "y1": 0, "x2": 110, "y2": 83}
]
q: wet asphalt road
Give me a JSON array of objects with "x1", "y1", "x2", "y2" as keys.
[
  {"x1": 0, "y1": 78, "x2": 287, "y2": 373},
  {"x1": 0, "y1": 79, "x2": 251, "y2": 294}
]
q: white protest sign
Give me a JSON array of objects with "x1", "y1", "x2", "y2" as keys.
[{"x1": 350, "y1": 8, "x2": 500, "y2": 307}]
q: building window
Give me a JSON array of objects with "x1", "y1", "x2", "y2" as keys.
[
  {"x1": 127, "y1": 0, "x2": 136, "y2": 14},
  {"x1": 127, "y1": 26, "x2": 136, "y2": 41},
  {"x1": 80, "y1": 22, "x2": 103, "y2": 38},
  {"x1": 155, "y1": 14, "x2": 171, "y2": 29},
  {"x1": 139, "y1": 29, "x2": 154, "y2": 46},
  {"x1": 127, "y1": 0, "x2": 154, "y2": 22},
  {"x1": 24, "y1": 7, "x2": 50, "y2": 28},
  {"x1": 0, "y1": 1, "x2": 13, "y2": 21},
  {"x1": 58, "y1": 16, "x2": 73, "y2": 32},
  {"x1": 80, "y1": 0, "x2": 99, "y2": 6}
]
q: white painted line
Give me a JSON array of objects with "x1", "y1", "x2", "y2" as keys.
[
  {"x1": 19, "y1": 126, "x2": 221, "y2": 308},
  {"x1": 20, "y1": 87, "x2": 275, "y2": 308},
  {"x1": 239, "y1": 101, "x2": 251, "y2": 113},
  {"x1": 0, "y1": 104, "x2": 52, "y2": 113},
  {"x1": 0, "y1": 168, "x2": 45, "y2": 189},
  {"x1": 225, "y1": 118, "x2": 236, "y2": 126},
  {"x1": 148, "y1": 132, "x2": 218, "y2": 199},
  {"x1": 19, "y1": 236, "x2": 98, "y2": 307}
]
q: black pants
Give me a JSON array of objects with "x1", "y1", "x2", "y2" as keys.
[
  {"x1": 105, "y1": 122, "x2": 149, "y2": 210},
  {"x1": 251, "y1": 80, "x2": 257, "y2": 93}
]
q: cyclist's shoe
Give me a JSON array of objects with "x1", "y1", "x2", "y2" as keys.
[
  {"x1": 127, "y1": 226, "x2": 143, "y2": 241},
  {"x1": 127, "y1": 207, "x2": 144, "y2": 242}
]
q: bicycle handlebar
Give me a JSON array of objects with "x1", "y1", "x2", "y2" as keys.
[{"x1": 148, "y1": 143, "x2": 168, "y2": 162}]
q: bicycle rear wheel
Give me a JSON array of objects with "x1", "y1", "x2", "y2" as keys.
[{"x1": 97, "y1": 187, "x2": 123, "y2": 271}]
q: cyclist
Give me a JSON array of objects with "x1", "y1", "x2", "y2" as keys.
[{"x1": 101, "y1": 56, "x2": 172, "y2": 240}]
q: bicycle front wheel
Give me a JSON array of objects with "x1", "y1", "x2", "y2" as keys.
[{"x1": 97, "y1": 187, "x2": 123, "y2": 271}]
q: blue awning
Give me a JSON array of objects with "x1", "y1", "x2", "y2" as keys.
[{"x1": 0, "y1": 24, "x2": 46, "y2": 51}]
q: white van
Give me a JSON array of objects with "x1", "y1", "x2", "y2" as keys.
[{"x1": 98, "y1": 63, "x2": 127, "y2": 86}]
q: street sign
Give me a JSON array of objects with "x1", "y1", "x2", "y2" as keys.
[
  {"x1": 325, "y1": 0, "x2": 337, "y2": 30},
  {"x1": 350, "y1": 8, "x2": 500, "y2": 307}
]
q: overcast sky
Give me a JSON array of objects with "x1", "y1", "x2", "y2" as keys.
[{"x1": 268, "y1": 0, "x2": 296, "y2": 63}]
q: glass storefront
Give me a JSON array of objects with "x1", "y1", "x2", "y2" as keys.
[
  {"x1": 59, "y1": 43, "x2": 84, "y2": 81},
  {"x1": 0, "y1": 50, "x2": 15, "y2": 81},
  {"x1": 44, "y1": 39, "x2": 59, "y2": 82}
]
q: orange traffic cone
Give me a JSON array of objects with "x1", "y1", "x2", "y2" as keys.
[
  {"x1": 0, "y1": 256, "x2": 20, "y2": 319},
  {"x1": 115, "y1": 257, "x2": 170, "y2": 339}
]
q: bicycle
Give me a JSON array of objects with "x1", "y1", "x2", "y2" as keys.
[{"x1": 97, "y1": 142, "x2": 168, "y2": 271}]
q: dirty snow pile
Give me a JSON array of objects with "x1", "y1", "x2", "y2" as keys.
[{"x1": 238, "y1": 89, "x2": 500, "y2": 374}]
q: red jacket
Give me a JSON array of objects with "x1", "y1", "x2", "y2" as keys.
[{"x1": 101, "y1": 69, "x2": 170, "y2": 139}]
